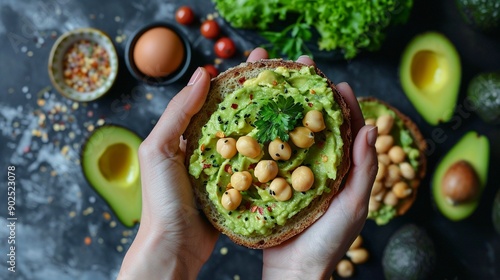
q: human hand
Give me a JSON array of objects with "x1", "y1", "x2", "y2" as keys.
[
  {"x1": 246, "y1": 49, "x2": 378, "y2": 280},
  {"x1": 118, "y1": 67, "x2": 219, "y2": 280}
]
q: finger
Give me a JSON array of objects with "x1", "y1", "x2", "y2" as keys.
[
  {"x1": 146, "y1": 67, "x2": 211, "y2": 158},
  {"x1": 338, "y1": 125, "x2": 378, "y2": 219},
  {"x1": 296, "y1": 55, "x2": 315, "y2": 66},
  {"x1": 246, "y1": 47, "x2": 268, "y2": 62},
  {"x1": 336, "y1": 82, "x2": 365, "y2": 139}
]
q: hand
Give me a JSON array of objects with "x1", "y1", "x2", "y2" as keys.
[
  {"x1": 118, "y1": 67, "x2": 219, "y2": 279},
  {"x1": 248, "y1": 49, "x2": 378, "y2": 279}
]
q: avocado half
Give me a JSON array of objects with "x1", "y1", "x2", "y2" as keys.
[
  {"x1": 432, "y1": 131, "x2": 490, "y2": 221},
  {"x1": 399, "y1": 32, "x2": 461, "y2": 125},
  {"x1": 81, "y1": 125, "x2": 142, "y2": 227}
]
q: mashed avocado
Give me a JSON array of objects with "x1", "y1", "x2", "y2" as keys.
[
  {"x1": 189, "y1": 66, "x2": 344, "y2": 236},
  {"x1": 359, "y1": 100, "x2": 420, "y2": 225}
]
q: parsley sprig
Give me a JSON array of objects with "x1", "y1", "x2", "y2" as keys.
[{"x1": 255, "y1": 95, "x2": 303, "y2": 143}]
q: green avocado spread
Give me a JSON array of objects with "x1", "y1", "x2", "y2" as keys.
[
  {"x1": 189, "y1": 66, "x2": 344, "y2": 236},
  {"x1": 359, "y1": 100, "x2": 420, "y2": 225}
]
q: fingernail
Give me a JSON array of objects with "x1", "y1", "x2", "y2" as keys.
[
  {"x1": 188, "y1": 67, "x2": 202, "y2": 86},
  {"x1": 367, "y1": 125, "x2": 377, "y2": 147},
  {"x1": 297, "y1": 55, "x2": 310, "y2": 60}
]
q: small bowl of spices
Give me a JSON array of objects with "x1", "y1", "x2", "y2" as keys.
[
  {"x1": 125, "y1": 22, "x2": 192, "y2": 86},
  {"x1": 48, "y1": 28, "x2": 118, "y2": 102}
]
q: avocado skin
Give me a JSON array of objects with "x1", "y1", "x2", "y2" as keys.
[
  {"x1": 494, "y1": 189, "x2": 500, "y2": 234},
  {"x1": 467, "y1": 72, "x2": 500, "y2": 125},
  {"x1": 382, "y1": 224, "x2": 436, "y2": 280},
  {"x1": 456, "y1": 0, "x2": 500, "y2": 32}
]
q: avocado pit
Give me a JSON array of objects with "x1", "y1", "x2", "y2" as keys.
[{"x1": 441, "y1": 160, "x2": 480, "y2": 205}]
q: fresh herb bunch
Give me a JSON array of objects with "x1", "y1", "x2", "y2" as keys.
[
  {"x1": 213, "y1": 0, "x2": 413, "y2": 59},
  {"x1": 255, "y1": 95, "x2": 303, "y2": 143}
]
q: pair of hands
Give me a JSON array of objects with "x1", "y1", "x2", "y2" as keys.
[{"x1": 118, "y1": 48, "x2": 378, "y2": 280}]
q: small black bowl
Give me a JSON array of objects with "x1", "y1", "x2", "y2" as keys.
[{"x1": 125, "y1": 21, "x2": 192, "y2": 86}]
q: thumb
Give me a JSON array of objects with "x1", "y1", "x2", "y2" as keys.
[{"x1": 144, "y1": 67, "x2": 211, "y2": 158}]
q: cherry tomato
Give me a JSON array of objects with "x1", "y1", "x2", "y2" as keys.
[
  {"x1": 200, "y1": 19, "x2": 220, "y2": 39},
  {"x1": 175, "y1": 6, "x2": 195, "y2": 25},
  {"x1": 214, "y1": 37, "x2": 236, "y2": 59},
  {"x1": 203, "y1": 64, "x2": 218, "y2": 78}
]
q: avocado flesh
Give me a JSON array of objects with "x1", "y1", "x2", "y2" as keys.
[
  {"x1": 432, "y1": 131, "x2": 490, "y2": 221},
  {"x1": 382, "y1": 224, "x2": 436, "y2": 280},
  {"x1": 400, "y1": 32, "x2": 461, "y2": 125},
  {"x1": 82, "y1": 125, "x2": 142, "y2": 227}
]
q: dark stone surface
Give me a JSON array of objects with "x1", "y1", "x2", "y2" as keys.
[{"x1": 0, "y1": 0, "x2": 499, "y2": 279}]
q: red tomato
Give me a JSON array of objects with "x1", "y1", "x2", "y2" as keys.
[
  {"x1": 200, "y1": 20, "x2": 220, "y2": 39},
  {"x1": 203, "y1": 64, "x2": 218, "y2": 78},
  {"x1": 175, "y1": 6, "x2": 195, "y2": 25},
  {"x1": 214, "y1": 37, "x2": 236, "y2": 59}
]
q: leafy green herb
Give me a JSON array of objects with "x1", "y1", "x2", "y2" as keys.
[
  {"x1": 260, "y1": 16, "x2": 313, "y2": 60},
  {"x1": 255, "y1": 95, "x2": 303, "y2": 143},
  {"x1": 213, "y1": 0, "x2": 413, "y2": 59}
]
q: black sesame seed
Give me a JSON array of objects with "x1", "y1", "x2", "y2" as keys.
[
  {"x1": 275, "y1": 153, "x2": 280, "y2": 157},
  {"x1": 305, "y1": 98, "x2": 309, "y2": 102},
  {"x1": 302, "y1": 191, "x2": 306, "y2": 194},
  {"x1": 228, "y1": 211, "x2": 232, "y2": 215},
  {"x1": 264, "y1": 217, "x2": 267, "y2": 220},
  {"x1": 224, "y1": 139, "x2": 228, "y2": 143},
  {"x1": 280, "y1": 144, "x2": 284, "y2": 150},
  {"x1": 221, "y1": 106, "x2": 226, "y2": 110},
  {"x1": 284, "y1": 88, "x2": 288, "y2": 93},
  {"x1": 271, "y1": 216, "x2": 275, "y2": 219},
  {"x1": 205, "y1": 147, "x2": 211, "y2": 151},
  {"x1": 225, "y1": 191, "x2": 228, "y2": 195},
  {"x1": 245, "y1": 217, "x2": 248, "y2": 221}
]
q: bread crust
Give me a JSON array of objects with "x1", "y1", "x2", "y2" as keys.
[
  {"x1": 358, "y1": 97, "x2": 427, "y2": 216},
  {"x1": 185, "y1": 59, "x2": 352, "y2": 249}
]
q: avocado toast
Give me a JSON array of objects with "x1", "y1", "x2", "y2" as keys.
[{"x1": 185, "y1": 59, "x2": 352, "y2": 249}]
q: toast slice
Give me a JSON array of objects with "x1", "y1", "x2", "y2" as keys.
[
  {"x1": 359, "y1": 97, "x2": 427, "y2": 220},
  {"x1": 185, "y1": 59, "x2": 352, "y2": 248}
]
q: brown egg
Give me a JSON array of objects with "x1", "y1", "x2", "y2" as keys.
[{"x1": 133, "y1": 27, "x2": 185, "y2": 78}]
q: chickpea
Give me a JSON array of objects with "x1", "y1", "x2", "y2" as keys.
[
  {"x1": 269, "y1": 177, "x2": 293, "y2": 201},
  {"x1": 383, "y1": 191, "x2": 399, "y2": 206},
  {"x1": 369, "y1": 197, "x2": 381, "y2": 211},
  {"x1": 393, "y1": 181, "x2": 412, "y2": 198},
  {"x1": 230, "y1": 171, "x2": 252, "y2": 191},
  {"x1": 221, "y1": 188, "x2": 242, "y2": 210},
  {"x1": 336, "y1": 259, "x2": 354, "y2": 278},
  {"x1": 302, "y1": 110, "x2": 326, "y2": 132},
  {"x1": 349, "y1": 235, "x2": 363, "y2": 250},
  {"x1": 289, "y1": 126, "x2": 314, "y2": 148},
  {"x1": 291, "y1": 166, "x2": 314, "y2": 192},
  {"x1": 365, "y1": 118, "x2": 376, "y2": 126},
  {"x1": 254, "y1": 160, "x2": 279, "y2": 183},
  {"x1": 371, "y1": 181, "x2": 384, "y2": 196},
  {"x1": 388, "y1": 145, "x2": 406, "y2": 163},
  {"x1": 216, "y1": 138, "x2": 237, "y2": 159},
  {"x1": 374, "y1": 189, "x2": 386, "y2": 202},
  {"x1": 399, "y1": 162, "x2": 416, "y2": 180},
  {"x1": 268, "y1": 138, "x2": 292, "y2": 161},
  {"x1": 376, "y1": 114, "x2": 394, "y2": 135},
  {"x1": 378, "y1": 154, "x2": 391, "y2": 166},
  {"x1": 236, "y1": 136, "x2": 261, "y2": 158},
  {"x1": 346, "y1": 248, "x2": 369, "y2": 264},
  {"x1": 375, "y1": 135, "x2": 394, "y2": 154},
  {"x1": 375, "y1": 162, "x2": 387, "y2": 182},
  {"x1": 386, "y1": 164, "x2": 401, "y2": 185}
]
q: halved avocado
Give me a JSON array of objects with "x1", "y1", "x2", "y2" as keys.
[
  {"x1": 82, "y1": 125, "x2": 142, "y2": 227},
  {"x1": 399, "y1": 32, "x2": 461, "y2": 125},
  {"x1": 432, "y1": 131, "x2": 490, "y2": 221}
]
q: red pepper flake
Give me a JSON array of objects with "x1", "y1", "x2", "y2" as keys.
[
  {"x1": 238, "y1": 77, "x2": 246, "y2": 84},
  {"x1": 84, "y1": 236, "x2": 92, "y2": 246},
  {"x1": 250, "y1": 205, "x2": 258, "y2": 213},
  {"x1": 317, "y1": 141, "x2": 325, "y2": 148},
  {"x1": 23, "y1": 146, "x2": 31, "y2": 153},
  {"x1": 257, "y1": 207, "x2": 263, "y2": 215},
  {"x1": 231, "y1": 103, "x2": 238, "y2": 109},
  {"x1": 237, "y1": 215, "x2": 242, "y2": 219},
  {"x1": 256, "y1": 216, "x2": 261, "y2": 220},
  {"x1": 123, "y1": 103, "x2": 132, "y2": 111},
  {"x1": 248, "y1": 163, "x2": 257, "y2": 170},
  {"x1": 267, "y1": 206, "x2": 273, "y2": 212},
  {"x1": 224, "y1": 164, "x2": 233, "y2": 174},
  {"x1": 272, "y1": 80, "x2": 278, "y2": 86},
  {"x1": 310, "y1": 89, "x2": 316, "y2": 94},
  {"x1": 308, "y1": 102, "x2": 313, "y2": 107},
  {"x1": 244, "y1": 201, "x2": 252, "y2": 210},
  {"x1": 249, "y1": 94, "x2": 253, "y2": 100},
  {"x1": 203, "y1": 163, "x2": 212, "y2": 169}
]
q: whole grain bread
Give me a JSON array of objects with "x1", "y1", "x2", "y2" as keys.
[
  {"x1": 358, "y1": 97, "x2": 427, "y2": 216},
  {"x1": 185, "y1": 59, "x2": 352, "y2": 249}
]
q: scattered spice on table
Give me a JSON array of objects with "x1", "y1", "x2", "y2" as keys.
[{"x1": 63, "y1": 39, "x2": 111, "y2": 92}]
